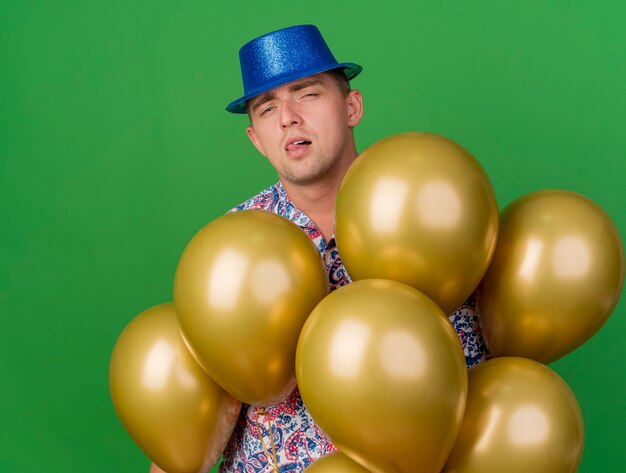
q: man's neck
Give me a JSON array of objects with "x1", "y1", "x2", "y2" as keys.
[
  {"x1": 280, "y1": 158, "x2": 356, "y2": 243},
  {"x1": 281, "y1": 178, "x2": 338, "y2": 243}
]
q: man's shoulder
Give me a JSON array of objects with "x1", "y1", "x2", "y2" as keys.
[{"x1": 229, "y1": 181, "x2": 284, "y2": 214}]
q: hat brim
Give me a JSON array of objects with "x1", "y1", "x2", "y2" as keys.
[{"x1": 225, "y1": 62, "x2": 362, "y2": 114}]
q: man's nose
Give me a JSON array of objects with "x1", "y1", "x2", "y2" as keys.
[{"x1": 280, "y1": 101, "x2": 302, "y2": 128}]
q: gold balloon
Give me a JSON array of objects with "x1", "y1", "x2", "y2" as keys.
[
  {"x1": 296, "y1": 279, "x2": 467, "y2": 473},
  {"x1": 335, "y1": 132, "x2": 498, "y2": 314},
  {"x1": 442, "y1": 357, "x2": 584, "y2": 473},
  {"x1": 109, "y1": 303, "x2": 241, "y2": 473},
  {"x1": 174, "y1": 210, "x2": 328, "y2": 406},
  {"x1": 477, "y1": 190, "x2": 624, "y2": 363},
  {"x1": 304, "y1": 452, "x2": 371, "y2": 472}
]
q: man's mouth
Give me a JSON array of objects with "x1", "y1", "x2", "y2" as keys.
[{"x1": 286, "y1": 138, "x2": 312, "y2": 151}]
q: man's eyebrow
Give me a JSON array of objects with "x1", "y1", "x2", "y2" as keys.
[
  {"x1": 288, "y1": 79, "x2": 323, "y2": 92},
  {"x1": 250, "y1": 91, "x2": 276, "y2": 112}
]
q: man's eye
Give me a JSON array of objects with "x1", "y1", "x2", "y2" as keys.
[
  {"x1": 304, "y1": 92, "x2": 318, "y2": 98},
  {"x1": 260, "y1": 105, "x2": 274, "y2": 116}
]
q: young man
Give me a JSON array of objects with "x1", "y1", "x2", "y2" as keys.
[{"x1": 152, "y1": 24, "x2": 488, "y2": 473}]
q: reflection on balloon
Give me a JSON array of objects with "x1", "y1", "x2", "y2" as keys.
[
  {"x1": 442, "y1": 357, "x2": 584, "y2": 473},
  {"x1": 174, "y1": 210, "x2": 328, "y2": 406},
  {"x1": 296, "y1": 279, "x2": 467, "y2": 473},
  {"x1": 304, "y1": 452, "x2": 371, "y2": 472},
  {"x1": 477, "y1": 190, "x2": 625, "y2": 363},
  {"x1": 335, "y1": 132, "x2": 498, "y2": 313},
  {"x1": 109, "y1": 303, "x2": 241, "y2": 473}
]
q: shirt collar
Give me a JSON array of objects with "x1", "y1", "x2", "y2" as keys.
[{"x1": 274, "y1": 180, "x2": 330, "y2": 253}]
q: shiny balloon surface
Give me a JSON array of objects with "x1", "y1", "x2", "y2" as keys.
[
  {"x1": 304, "y1": 452, "x2": 371, "y2": 472},
  {"x1": 296, "y1": 279, "x2": 467, "y2": 473},
  {"x1": 335, "y1": 132, "x2": 498, "y2": 313},
  {"x1": 443, "y1": 357, "x2": 584, "y2": 473},
  {"x1": 477, "y1": 190, "x2": 624, "y2": 363},
  {"x1": 174, "y1": 210, "x2": 328, "y2": 406},
  {"x1": 109, "y1": 303, "x2": 241, "y2": 473}
]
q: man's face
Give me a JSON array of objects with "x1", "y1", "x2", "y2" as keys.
[{"x1": 245, "y1": 72, "x2": 363, "y2": 187}]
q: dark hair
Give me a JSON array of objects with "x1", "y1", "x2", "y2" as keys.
[{"x1": 327, "y1": 68, "x2": 351, "y2": 96}]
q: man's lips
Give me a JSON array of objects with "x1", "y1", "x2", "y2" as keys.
[{"x1": 285, "y1": 137, "x2": 312, "y2": 152}]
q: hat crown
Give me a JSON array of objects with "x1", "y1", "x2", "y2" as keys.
[{"x1": 240, "y1": 25, "x2": 337, "y2": 97}]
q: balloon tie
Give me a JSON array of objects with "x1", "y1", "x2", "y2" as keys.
[{"x1": 255, "y1": 408, "x2": 278, "y2": 472}]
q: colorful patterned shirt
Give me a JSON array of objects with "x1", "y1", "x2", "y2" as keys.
[{"x1": 220, "y1": 181, "x2": 489, "y2": 473}]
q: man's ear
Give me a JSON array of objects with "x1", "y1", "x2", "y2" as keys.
[
  {"x1": 346, "y1": 89, "x2": 364, "y2": 127},
  {"x1": 246, "y1": 125, "x2": 266, "y2": 156}
]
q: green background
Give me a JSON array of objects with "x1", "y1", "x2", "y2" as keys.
[{"x1": 1, "y1": 1, "x2": 624, "y2": 472}]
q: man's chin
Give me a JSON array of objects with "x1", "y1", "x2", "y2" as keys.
[
  {"x1": 279, "y1": 165, "x2": 330, "y2": 186},
  {"x1": 282, "y1": 175, "x2": 319, "y2": 187}
]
